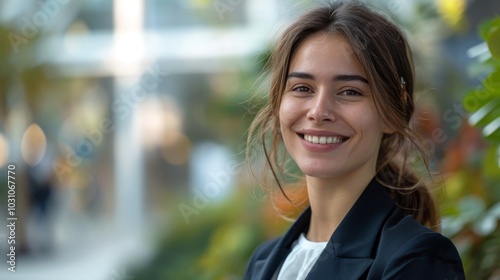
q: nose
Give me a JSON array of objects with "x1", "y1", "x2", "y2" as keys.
[{"x1": 306, "y1": 91, "x2": 335, "y2": 123}]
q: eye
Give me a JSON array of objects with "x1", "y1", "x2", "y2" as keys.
[
  {"x1": 339, "y1": 89, "x2": 362, "y2": 96},
  {"x1": 292, "y1": 86, "x2": 313, "y2": 93}
]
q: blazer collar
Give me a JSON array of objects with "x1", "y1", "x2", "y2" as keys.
[
  {"x1": 327, "y1": 177, "x2": 395, "y2": 258},
  {"x1": 257, "y1": 177, "x2": 396, "y2": 279}
]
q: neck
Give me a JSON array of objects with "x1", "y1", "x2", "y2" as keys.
[{"x1": 305, "y1": 170, "x2": 375, "y2": 242}]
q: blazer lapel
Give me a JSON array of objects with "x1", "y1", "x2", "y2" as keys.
[
  {"x1": 255, "y1": 178, "x2": 396, "y2": 280},
  {"x1": 306, "y1": 178, "x2": 396, "y2": 279},
  {"x1": 256, "y1": 208, "x2": 312, "y2": 280}
]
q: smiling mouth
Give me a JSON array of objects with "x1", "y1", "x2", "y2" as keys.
[{"x1": 299, "y1": 134, "x2": 350, "y2": 144}]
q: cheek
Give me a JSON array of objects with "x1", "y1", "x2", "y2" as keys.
[
  {"x1": 353, "y1": 107, "x2": 386, "y2": 137},
  {"x1": 278, "y1": 97, "x2": 296, "y2": 131},
  {"x1": 364, "y1": 116, "x2": 386, "y2": 142}
]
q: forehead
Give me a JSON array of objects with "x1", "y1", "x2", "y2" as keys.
[{"x1": 288, "y1": 32, "x2": 366, "y2": 78}]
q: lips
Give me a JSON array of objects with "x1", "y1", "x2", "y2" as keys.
[{"x1": 302, "y1": 134, "x2": 349, "y2": 144}]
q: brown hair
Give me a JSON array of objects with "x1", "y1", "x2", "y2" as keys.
[{"x1": 246, "y1": 1, "x2": 438, "y2": 229}]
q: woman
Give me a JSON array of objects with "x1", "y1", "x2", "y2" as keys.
[{"x1": 244, "y1": 1, "x2": 465, "y2": 279}]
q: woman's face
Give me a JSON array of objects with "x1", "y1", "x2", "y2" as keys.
[{"x1": 279, "y1": 32, "x2": 389, "y2": 181}]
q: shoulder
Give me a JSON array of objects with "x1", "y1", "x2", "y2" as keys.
[
  {"x1": 373, "y1": 209, "x2": 465, "y2": 279},
  {"x1": 379, "y1": 209, "x2": 436, "y2": 248},
  {"x1": 381, "y1": 231, "x2": 465, "y2": 279},
  {"x1": 243, "y1": 238, "x2": 280, "y2": 279}
]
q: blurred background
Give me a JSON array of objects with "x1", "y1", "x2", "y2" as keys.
[{"x1": 0, "y1": 0, "x2": 499, "y2": 279}]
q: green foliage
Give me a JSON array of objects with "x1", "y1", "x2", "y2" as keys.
[
  {"x1": 464, "y1": 17, "x2": 500, "y2": 157},
  {"x1": 479, "y1": 17, "x2": 500, "y2": 61},
  {"x1": 444, "y1": 16, "x2": 500, "y2": 279}
]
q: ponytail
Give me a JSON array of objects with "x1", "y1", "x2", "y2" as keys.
[{"x1": 376, "y1": 131, "x2": 439, "y2": 230}]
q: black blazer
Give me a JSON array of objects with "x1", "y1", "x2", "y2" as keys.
[{"x1": 244, "y1": 178, "x2": 465, "y2": 280}]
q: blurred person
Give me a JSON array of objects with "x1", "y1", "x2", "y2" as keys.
[
  {"x1": 244, "y1": 1, "x2": 465, "y2": 279},
  {"x1": 26, "y1": 152, "x2": 56, "y2": 254}
]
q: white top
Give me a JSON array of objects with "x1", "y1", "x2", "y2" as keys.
[{"x1": 277, "y1": 233, "x2": 328, "y2": 280}]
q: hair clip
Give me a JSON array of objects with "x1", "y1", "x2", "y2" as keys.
[{"x1": 400, "y1": 77, "x2": 406, "y2": 91}]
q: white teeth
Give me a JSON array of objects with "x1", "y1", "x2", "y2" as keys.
[{"x1": 303, "y1": 134, "x2": 347, "y2": 144}]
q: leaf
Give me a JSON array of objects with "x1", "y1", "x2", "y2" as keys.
[
  {"x1": 482, "y1": 116, "x2": 500, "y2": 139},
  {"x1": 487, "y1": 25, "x2": 500, "y2": 60},
  {"x1": 465, "y1": 69, "x2": 500, "y2": 140},
  {"x1": 497, "y1": 145, "x2": 500, "y2": 169},
  {"x1": 483, "y1": 145, "x2": 500, "y2": 178},
  {"x1": 479, "y1": 17, "x2": 500, "y2": 41},
  {"x1": 483, "y1": 70, "x2": 500, "y2": 94},
  {"x1": 468, "y1": 98, "x2": 500, "y2": 126},
  {"x1": 465, "y1": 96, "x2": 500, "y2": 138},
  {"x1": 462, "y1": 69, "x2": 500, "y2": 112}
]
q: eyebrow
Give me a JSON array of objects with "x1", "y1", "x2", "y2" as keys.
[
  {"x1": 334, "y1": 74, "x2": 369, "y2": 84},
  {"x1": 287, "y1": 72, "x2": 369, "y2": 84}
]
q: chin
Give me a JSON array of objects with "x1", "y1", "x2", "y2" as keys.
[{"x1": 300, "y1": 165, "x2": 343, "y2": 179}]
